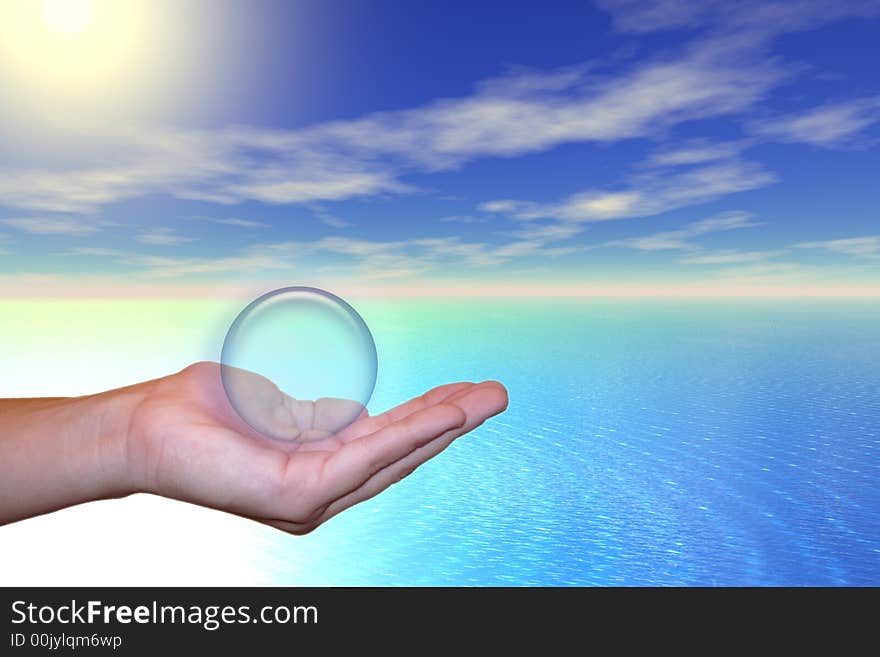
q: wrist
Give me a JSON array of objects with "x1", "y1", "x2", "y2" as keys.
[
  {"x1": 75, "y1": 383, "x2": 154, "y2": 498},
  {"x1": 0, "y1": 383, "x2": 153, "y2": 525}
]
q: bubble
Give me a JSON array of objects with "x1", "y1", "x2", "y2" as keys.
[{"x1": 221, "y1": 286, "x2": 378, "y2": 442}]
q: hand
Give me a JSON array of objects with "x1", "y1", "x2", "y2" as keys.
[{"x1": 124, "y1": 363, "x2": 508, "y2": 533}]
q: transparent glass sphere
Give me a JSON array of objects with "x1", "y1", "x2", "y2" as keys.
[{"x1": 221, "y1": 286, "x2": 378, "y2": 441}]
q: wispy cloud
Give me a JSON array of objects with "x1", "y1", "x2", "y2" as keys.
[
  {"x1": 0, "y1": 32, "x2": 787, "y2": 213},
  {"x1": 795, "y1": 235, "x2": 880, "y2": 257},
  {"x1": 679, "y1": 249, "x2": 780, "y2": 264},
  {"x1": 507, "y1": 223, "x2": 584, "y2": 241},
  {"x1": 439, "y1": 215, "x2": 487, "y2": 224},
  {"x1": 221, "y1": 170, "x2": 407, "y2": 206},
  {"x1": 482, "y1": 161, "x2": 775, "y2": 222},
  {"x1": 604, "y1": 211, "x2": 761, "y2": 250},
  {"x1": 134, "y1": 227, "x2": 193, "y2": 246},
  {"x1": 597, "y1": 0, "x2": 880, "y2": 36},
  {"x1": 306, "y1": 206, "x2": 352, "y2": 229},
  {"x1": 58, "y1": 230, "x2": 580, "y2": 280},
  {"x1": 710, "y1": 262, "x2": 812, "y2": 283},
  {"x1": 0, "y1": 217, "x2": 99, "y2": 235},
  {"x1": 68, "y1": 225, "x2": 873, "y2": 282},
  {"x1": 61, "y1": 247, "x2": 129, "y2": 257},
  {"x1": 648, "y1": 140, "x2": 748, "y2": 166},
  {"x1": 751, "y1": 97, "x2": 880, "y2": 147},
  {"x1": 0, "y1": 127, "x2": 390, "y2": 212},
  {"x1": 188, "y1": 216, "x2": 269, "y2": 228},
  {"x1": 478, "y1": 200, "x2": 528, "y2": 214},
  {"x1": 319, "y1": 215, "x2": 352, "y2": 229}
]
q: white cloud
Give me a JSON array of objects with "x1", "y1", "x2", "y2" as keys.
[
  {"x1": 711, "y1": 262, "x2": 812, "y2": 282},
  {"x1": 139, "y1": 253, "x2": 292, "y2": 277},
  {"x1": 62, "y1": 247, "x2": 129, "y2": 257},
  {"x1": 319, "y1": 215, "x2": 352, "y2": 229},
  {"x1": 222, "y1": 170, "x2": 407, "y2": 205},
  {"x1": 604, "y1": 210, "x2": 761, "y2": 250},
  {"x1": 341, "y1": 43, "x2": 782, "y2": 166},
  {"x1": 485, "y1": 161, "x2": 775, "y2": 222},
  {"x1": 0, "y1": 34, "x2": 787, "y2": 213},
  {"x1": 751, "y1": 97, "x2": 880, "y2": 147},
  {"x1": 687, "y1": 211, "x2": 763, "y2": 232},
  {"x1": 478, "y1": 200, "x2": 531, "y2": 214},
  {"x1": 796, "y1": 236, "x2": 880, "y2": 257},
  {"x1": 649, "y1": 140, "x2": 747, "y2": 166},
  {"x1": 59, "y1": 247, "x2": 292, "y2": 277},
  {"x1": 597, "y1": 0, "x2": 880, "y2": 36},
  {"x1": 0, "y1": 217, "x2": 99, "y2": 235},
  {"x1": 679, "y1": 249, "x2": 780, "y2": 264},
  {"x1": 304, "y1": 205, "x2": 353, "y2": 229},
  {"x1": 0, "y1": 127, "x2": 235, "y2": 213},
  {"x1": 507, "y1": 223, "x2": 584, "y2": 241},
  {"x1": 188, "y1": 216, "x2": 269, "y2": 228},
  {"x1": 61, "y1": 230, "x2": 578, "y2": 279},
  {"x1": 489, "y1": 241, "x2": 578, "y2": 261},
  {"x1": 439, "y1": 215, "x2": 487, "y2": 224},
  {"x1": 135, "y1": 227, "x2": 193, "y2": 246}
]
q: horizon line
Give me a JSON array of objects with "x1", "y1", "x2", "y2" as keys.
[{"x1": 1, "y1": 281, "x2": 880, "y2": 300}]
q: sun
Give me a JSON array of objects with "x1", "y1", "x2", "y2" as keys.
[
  {"x1": 41, "y1": 0, "x2": 93, "y2": 34},
  {"x1": 0, "y1": 1, "x2": 212, "y2": 121},
  {"x1": 0, "y1": 0, "x2": 164, "y2": 116}
]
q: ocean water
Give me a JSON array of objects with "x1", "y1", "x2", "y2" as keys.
[
  {"x1": 281, "y1": 299, "x2": 880, "y2": 586},
  {"x1": 1, "y1": 298, "x2": 878, "y2": 585}
]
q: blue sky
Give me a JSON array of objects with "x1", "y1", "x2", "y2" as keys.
[{"x1": 0, "y1": 0, "x2": 879, "y2": 295}]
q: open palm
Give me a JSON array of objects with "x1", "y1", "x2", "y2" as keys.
[{"x1": 124, "y1": 362, "x2": 508, "y2": 534}]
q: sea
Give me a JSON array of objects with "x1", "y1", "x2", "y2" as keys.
[{"x1": 0, "y1": 298, "x2": 877, "y2": 585}]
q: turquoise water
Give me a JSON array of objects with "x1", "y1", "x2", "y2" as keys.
[
  {"x1": 7, "y1": 298, "x2": 873, "y2": 585},
  {"x1": 264, "y1": 300, "x2": 880, "y2": 586}
]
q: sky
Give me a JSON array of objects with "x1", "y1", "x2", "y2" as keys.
[{"x1": 0, "y1": 0, "x2": 879, "y2": 297}]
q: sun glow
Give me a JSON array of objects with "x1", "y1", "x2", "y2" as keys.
[
  {"x1": 41, "y1": 0, "x2": 93, "y2": 34},
  {"x1": 0, "y1": 1, "x2": 161, "y2": 115}
]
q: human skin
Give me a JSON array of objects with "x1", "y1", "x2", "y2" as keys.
[{"x1": 0, "y1": 362, "x2": 508, "y2": 533}]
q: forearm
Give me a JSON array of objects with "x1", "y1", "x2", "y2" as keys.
[{"x1": 0, "y1": 386, "x2": 145, "y2": 525}]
